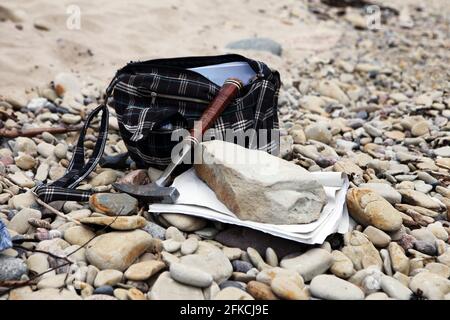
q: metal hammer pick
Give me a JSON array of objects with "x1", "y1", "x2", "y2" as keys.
[{"x1": 113, "y1": 78, "x2": 244, "y2": 203}]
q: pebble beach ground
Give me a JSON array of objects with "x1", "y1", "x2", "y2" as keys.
[{"x1": 0, "y1": 1, "x2": 449, "y2": 300}]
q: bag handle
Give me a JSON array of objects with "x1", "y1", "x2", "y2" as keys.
[{"x1": 34, "y1": 103, "x2": 109, "y2": 202}]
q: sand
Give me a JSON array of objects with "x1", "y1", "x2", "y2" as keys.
[
  {"x1": 1, "y1": 0, "x2": 447, "y2": 102},
  {"x1": 0, "y1": 0, "x2": 346, "y2": 101}
]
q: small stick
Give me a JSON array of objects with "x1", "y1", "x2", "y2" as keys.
[{"x1": 31, "y1": 191, "x2": 81, "y2": 225}]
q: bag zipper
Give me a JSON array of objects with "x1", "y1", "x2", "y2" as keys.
[{"x1": 150, "y1": 91, "x2": 210, "y2": 105}]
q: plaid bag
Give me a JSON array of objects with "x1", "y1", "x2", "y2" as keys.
[{"x1": 35, "y1": 54, "x2": 281, "y2": 203}]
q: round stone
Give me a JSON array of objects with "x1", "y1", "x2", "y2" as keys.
[
  {"x1": 14, "y1": 153, "x2": 36, "y2": 170},
  {"x1": 280, "y1": 248, "x2": 333, "y2": 282},
  {"x1": 85, "y1": 230, "x2": 153, "y2": 271},
  {"x1": 170, "y1": 262, "x2": 213, "y2": 288},
  {"x1": 347, "y1": 188, "x2": 403, "y2": 232},
  {"x1": 149, "y1": 271, "x2": 204, "y2": 300},
  {"x1": 271, "y1": 275, "x2": 308, "y2": 300},
  {"x1": 160, "y1": 213, "x2": 207, "y2": 232},
  {"x1": 363, "y1": 226, "x2": 391, "y2": 248},
  {"x1": 310, "y1": 274, "x2": 365, "y2": 300},
  {"x1": 64, "y1": 226, "x2": 96, "y2": 246},
  {"x1": 124, "y1": 260, "x2": 166, "y2": 281},
  {"x1": 181, "y1": 237, "x2": 198, "y2": 255},
  {"x1": 0, "y1": 256, "x2": 28, "y2": 281},
  {"x1": 246, "y1": 281, "x2": 278, "y2": 300},
  {"x1": 94, "y1": 269, "x2": 123, "y2": 287}
]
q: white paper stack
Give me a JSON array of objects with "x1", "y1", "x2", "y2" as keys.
[{"x1": 149, "y1": 168, "x2": 350, "y2": 244}]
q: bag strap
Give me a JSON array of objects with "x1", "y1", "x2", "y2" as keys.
[{"x1": 34, "y1": 103, "x2": 109, "y2": 202}]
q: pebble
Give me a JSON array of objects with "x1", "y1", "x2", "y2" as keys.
[
  {"x1": 85, "y1": 230, "x2": 153, "y2": 271},
  {"x1": 317, "y1": 79, "x2": 349, "y2": 105},
  {"x1": 310, "y1": 274, "x2": 365, "y2": 300},
  {"x1": 341, "y1": 231, "x2": 382, "y2": 270},
  {"x1": 304, "y1": 123, "x2": 332, "y2": 144},
  {"x1": 64, "y1": 225, "x2": 96, "y2": 246},
  {"x1": 170, "y1": 262, "x2": 213, "y2": 288},
  {"x1": 26, "y1": 253, "x2": 49, "y2": 276},
  {"x1": 365, "y1": 292, "x2": 389, "y2": 300},
  {"x1": 222, "y1": 247, "x2": 242, "y2": 260},
  {"x1": 13, "y1": 137, "x2": 37, "y2": 156},
  {"x1": 181, "y1": 237, "x2": 199, "y2": 255},
  {"x1": 10, "y1": 288, "x2": 81, "y2": 300},
  {"x1": 128, "y1": 288, "x2": 146, "y2": 300},
  {"x1": 54, "y1": 143, "x2": 68, "y2": 159},
  {"x1": 330, "y1": 250, "x2": 355, "y2": 279},
  {"x1": 280, "y1": 248, "x2": 333, "y2": 282},
  {"x1": 388, "y1": 242, "x2": 410, "y2": 275},
  {"x1": 89, "y1": 193, "x2": 138, "y2": 216},
  {"x1": 232, "y1": 260, "x2": 253, "y2": 273},
  {"x1": 380, "y1": 275, "x2": 412, "y2": 300},
  {"x1": 160, "y1": 213, "x2": 207, "y2": 232},
  {"x1": 162, "y1": 239, "x2": 182, "y2": 253},
  {"x1": 265, "y1": 248, "x2": 278, "y2": 267},
  {"x1": 94, "y1": 269, "x2": 123, "y2": 287},
  {"x1": 363, "y1": 226, "x2": 391, "y2": 248},
  {"x1": 180, "y1": 243, "x2": 233, "y2": 284},
  {"x1": 7, "y1": 208, "x2": 41, "y2": 234},
  {"x1": 410, "y1": 228, "x2": 437, "y2": 243},
  {"x1": 61, "y1": 114, "x2": 81, "y2": 124},
  {"x1": 93, "y1": 285, "x2": 114, "y2": 296},
  {"x1": 270, "y1": 275, "x2": 308, "y2": 300},
  {"x1": 413, "y1": 240, "x2": 437, "y2": 256},
  {"x1": 7, "y1": 171, "x2": 35, "y2": 188},
  {"x1": 398, "y1": 189, "x2": 443, "y2": 211},
  {"x1": 380, "y1": 249, "x2": 393, "y2": 276},
  {"x1": 0, "y1": 255, "x2": 28, "y2": 281},
  {"x1": 86, "y1": 265, "x2": 99, "y2": 286},
  {"x1": 14, "y1": 153, "x2": 36, "y2": 170},
  {"x1": 165, "y1": 226, "x2": 186, "y2": 242},
  {"x1": 150, "y1": 271, "x2": 204, "y2": 300},
  {"x1": 36, "y1": 142, "x2": 55, "y2": 158},
  {"x1": 113, "y1": 288, "x2": 129, "y2": 300},
  {"x1": 434, "y1": 146, "x2": 450, "y2": 157},
  {"x1": 359, "y1": 183, "x2": 402, "y2": 205},
  {"x1": 346, "y1": 188, "x2": 403, "y2": 232},
  {"x1": 36, "y1": 274, "x2": 67, "y2": 289},
  {"x1": 409, "y1": 272, "x2": 450, "y2": 300},
  {"x1": 246, "y1": 281, "x2": 278, "y2": 300},
  {"x1": 427, "y1": 222, "x2": 449, "y2": 241},
  {"x1": 90, "y1": 170, "x2": 118, "y2": 187},
  {"x1": 78, "y1": 216, "x2": 147, "y2": 231},
  {"x1": 142, "y1": 221, "x2": 166, "y2": 240},
  {"x1": 247, "y1": 247, "x2": 270, "y2": 270},
  {"x1": 425, "y1": 263, "x2": 450, "y2": 278}
]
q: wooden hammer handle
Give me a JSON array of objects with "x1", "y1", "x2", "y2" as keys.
[{"x1": 189, "y1": 78, "x2": 243, "y2": 139}]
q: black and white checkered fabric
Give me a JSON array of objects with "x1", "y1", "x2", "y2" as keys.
[
  {"x1": 36, "y1": 54, "x2": 281, "y2": 203},
  {"x1": 35, "y1": 104, "x2": 109, "y2": 202},
  {"x1": 111, "y1": 54, "x2": 281, "y2": 168}
]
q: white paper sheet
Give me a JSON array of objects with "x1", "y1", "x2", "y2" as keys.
[
  {"x1": 149, "y1": 169, "x2": 350, "y2": 244},
  {"x1": 188, "y1": 62, "x2": 256, "y2": 86}
]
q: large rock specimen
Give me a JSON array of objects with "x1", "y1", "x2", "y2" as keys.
[{"x1": 194, "y1": 140, "x2": 326, "y2": 224}]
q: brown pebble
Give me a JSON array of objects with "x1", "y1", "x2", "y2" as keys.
[{"x1": 246, "y1": 281, "x2": 279, "y2": 300}]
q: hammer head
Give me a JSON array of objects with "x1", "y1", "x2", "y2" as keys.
[{"x1": 112, "y1": 182, "x2": 180, "y2": 204}]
